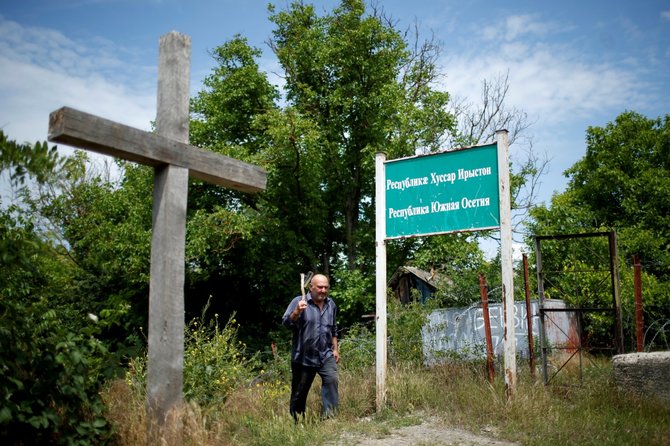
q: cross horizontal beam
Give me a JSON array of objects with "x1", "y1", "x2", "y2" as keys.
[{"x1": 48, "y1": 106, "x2": 266, "y2": 193}]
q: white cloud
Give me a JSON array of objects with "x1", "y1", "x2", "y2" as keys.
[
  {"x1": 1, "y1": 55, "x2": 154, "y2": 143},
  {"x1": 663, "y1": 11, "x2": 670, "y2": 57},
  {"x1": 620, "y1": 16, "x2": 643, "y2": 40},
  {"x1": 504, "y1": 14, "x2": 551, "y2": 40},
  {"x1": 439, "y1": 11, "x2": 662, "y2": 204},
  {"x1": 442, "y1": 16, "x2": 645, "y2": 128},
  {"x1": 0, "y1": 16, "x2": 156, "y2": 147},
  {"x1": 481, "y1": 14, "x2": 559, "y2": 42}
]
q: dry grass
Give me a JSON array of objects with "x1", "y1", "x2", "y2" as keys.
[{"x1": 102, "y1": 359, "x2": 670, "y2": 446}]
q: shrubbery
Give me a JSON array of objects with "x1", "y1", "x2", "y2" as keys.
[
  {"x1": 0, "y1": 298, "x2": 113, "y2": 445},
  {"x1": 127, "y1": 311, "x2": 261, "y2": 409},
  {"x1": 1, "y1": 135, "x2": 115, "y2": 445},
  {"x1": 387, "y1": 298, "x2": 431, "y2": 365}
]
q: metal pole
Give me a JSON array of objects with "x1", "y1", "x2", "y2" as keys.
[
  {"x1": 496, "y1": 129, "x2": 516, "y2": 396},
  {"x1": 534, "y1": 237, "x2": 549, "y2": 385},
  {"x1": 523, "y1": 254, "x2": 536, "y2": 380},
  {"x1": 375, "y1": 152, "x2": 387, "y2": 411},
  {"x1": 479, "y1": 274, "x2": 495, "y2": 383}
]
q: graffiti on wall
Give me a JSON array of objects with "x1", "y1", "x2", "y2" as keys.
[{"x1": 422, "y1": 299, "x2": 577, "y2": 364}]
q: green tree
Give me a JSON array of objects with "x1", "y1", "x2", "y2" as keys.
[
  {"x1": 0, "y1": 132, "x2": 113, "y2": 445},
  {"x1": 187, "y1": 0, "x2": 459, "y2": 332},
  {"x1": 528, "y1": 111, "x2": 670, "y2": 350},
  {"x1": 566, "y1": 111, "x2": 670, "y2": 279},
  {"x1": 269, "y1": 0, "x2": 455, "y2": 271},
  {"x1": 186, "y1": 0, "x2": 542, "y2": 333},
  {"x1": 23, "y1": 154, "x2": 151, "y2": 356}
]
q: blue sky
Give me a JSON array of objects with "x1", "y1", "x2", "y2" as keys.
[{"x1": 1, "y1": 0, "x2": 669, "y2": 207}]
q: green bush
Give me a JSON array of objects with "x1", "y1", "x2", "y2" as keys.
[
  {"x1": 328, "y1": 268, "x2": 375, "y2": 329},
  {"x1": 337, "y1": 297, "x2": 432, "y2": 368},
  {"x1": 0, "y1": 298, "x2": 113, "y2": 445},
  {"x1": 387, "y1": 297, "x2": 430, "y2": 365},
  {"x1": 183, "y1": 314, "x2": 260, "y2": 406},
  {"x1": 339, "y1": 323, "x2": 375, "y2": 371},
  {"x1": 1, "y1": 144, "x2": 115, "y2": 445},
  {"x1": 127, "y1": 312, "x2": 260, "y2": 409}
]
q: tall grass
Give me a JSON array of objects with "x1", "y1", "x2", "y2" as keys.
[
  {"x1": 102, "y1": 312, "x2": 670, "y2": 445},
  {"x1": 104, "y1": 358, "x2": 670, "y2": 445}
]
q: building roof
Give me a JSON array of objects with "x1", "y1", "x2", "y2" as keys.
[{"x1": 388, "y1": 266, "x2": 438, "y2": 291}]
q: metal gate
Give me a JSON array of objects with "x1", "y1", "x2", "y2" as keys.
[{"x1": 534, "y1": 231, "x2": 623, "y2": 385}]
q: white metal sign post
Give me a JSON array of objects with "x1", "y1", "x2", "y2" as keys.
[
  {"x1": 496, "y1": 129, "x2": 516, "y2": 396},
  {"x1": 374, "y1": 130, "x2": 516, "y2": 410},
  {"x1": 375, "y1": 152, "x2": 388, "y2": 410}
]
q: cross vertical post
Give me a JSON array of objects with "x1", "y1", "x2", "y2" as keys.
[
  {"x1": 146, "y1": 31, "x2": 191, "y2": 424},
  {"x1": 47, "y1": 30, "x2": 267, "y2": 439}
]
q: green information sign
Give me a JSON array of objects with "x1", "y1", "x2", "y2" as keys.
[{"x1": 385, "y1": 143, "x2": 500, "y2": 238}]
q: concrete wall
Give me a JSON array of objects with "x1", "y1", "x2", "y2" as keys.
[
  {"x1": 613, "y1": 351, "x2": 670, "y2": 405},
  {"x1": 422, "y1": 299, "x2": 578, "y2": 364}
]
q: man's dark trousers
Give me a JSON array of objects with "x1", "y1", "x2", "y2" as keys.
[{"x1": 289, "y1": 356, "x2": 338, "y2": 421}]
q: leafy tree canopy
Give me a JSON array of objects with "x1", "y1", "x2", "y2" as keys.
[
  {"x1": 187, "y1": 0, "x2": 463, "y2": 333},
  {"x1": 0, "y1": 132, "x2": 114, "y2": 444},
  {"x1": 4, "y1": 1, "x2": 538, "y2": 353},
  {"x1": 531, "y1": 111, "x2": 670, "y2": 279},
  {"x1": 528, "y1": 111, "x2": 670, "y2": 348}
]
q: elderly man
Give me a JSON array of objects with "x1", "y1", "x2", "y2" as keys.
[{"x1": 282, "y1": 273, "x2": 340, "y2": 421}]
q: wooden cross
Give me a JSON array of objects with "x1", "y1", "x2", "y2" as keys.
[{"x1": 47, "y1": 32, "x2": 266, "y2": 425}]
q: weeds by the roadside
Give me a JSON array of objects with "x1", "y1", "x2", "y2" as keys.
[
  {"x1": 102, "y1": 311, "x2": 670, "y2": 445},
  {"x1": 104, "y1": 356, "x2": 670, "y2": 445}
]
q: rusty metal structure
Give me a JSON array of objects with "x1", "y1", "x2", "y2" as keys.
[
  {"x1": 534, "y1": 231, "x2": 624, "y2": 385},
  {"x1": 522, "y1": 254, "x2": 536, "y2": 380}
]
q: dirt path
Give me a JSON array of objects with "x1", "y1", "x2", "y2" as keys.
[{"x1": 328, "y1": 416, "x2": 519, "y2": 446}]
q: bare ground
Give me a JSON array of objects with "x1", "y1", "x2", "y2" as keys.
[{"x1": 327, "y1": 415, "x2": 519, "y2": 446}]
